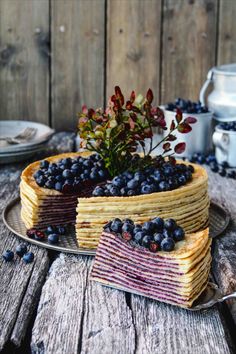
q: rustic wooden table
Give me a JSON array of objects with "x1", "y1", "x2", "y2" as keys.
[{"x1": 0, "y1": 133, "x2": 235, "y2": 354}]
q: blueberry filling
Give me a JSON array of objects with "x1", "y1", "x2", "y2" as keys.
[{"x1": 103, "y1": 217, "x2": 185, "y2": 253}]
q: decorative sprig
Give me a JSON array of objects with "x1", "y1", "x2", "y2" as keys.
[{"x1": 78, "y1": 87, "x2": 196, "y2": 177}]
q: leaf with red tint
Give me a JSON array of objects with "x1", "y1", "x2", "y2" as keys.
[
  {"x1": 184, "y1": 116, "x2": 197, "y2": 124},
  {"x1": 146, "y1": 88, "x2": 154, "y2": 104},
  {"x1": 130, "y1": 113, "x2": 137, "y2": 121},
  {"x1": 170, "y1": 120, "x2": 175, "y2": 131},
  {"x1": 128, "y1": 117, "x2": 135, "y2": 130},
  {"x1": 177, "y1": 122, "x2": 192, "y2": 133},
  {"x1": 175, "y1": 108, "x2": 182, "y2": 123},
  {"x1": 111, "y1": 95, "x2": 117, "y2": 103},
  {"x1": 115, "y1": 86, "x2": 124, "y2": 106},
  {"x1": 166, "y1": 134, "x2": 177, "y2": 141},
  {"x1": 168, "y1": 156, "x2": 176, "y2": 165},
  {"x1": 130, "y1": 90, "x2": 135, "y2": 103},
  {"x1": 126, "y1": 101, "x2": 133, "y2": 110},
  {"x1": 143, "y1": 128, "x2": 153, "y2": 138},
  {"x1": 163, "y1": 142, "x2": 171, "y2": 151},
  {"x1": 174, "y1": 142, "x2": 186, "y2": 154},
  {"x1": 88, "y1": 108, "x2": 95, "y2": 118},
  {"x1": 82, "y1": 105, "x2": 88, "y2": 114}
]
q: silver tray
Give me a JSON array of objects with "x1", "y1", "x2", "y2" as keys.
[{"x1": 2, "y1": 197, "x2": 230, "y2": 256}]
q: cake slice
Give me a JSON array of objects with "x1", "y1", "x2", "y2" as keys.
[{"x1": 90, "y1": 218, "x2": 211, "y2": 308}]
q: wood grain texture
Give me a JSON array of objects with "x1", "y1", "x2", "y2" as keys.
[
  {"x1": 31, "y1": 254, "x2": 90, "y2": 354},
  {"x1": 0, "y1": 133, "x2": 74, "y2": 350},
  {"x1": 207, "y1": 168, "x2": 236, "y2": 325},
  {"x1": 131, "y1": 294, "x2": 231, "y2": 354},
  {"x1": 217, "y1": 0, "x2": 236, "y2": 64},
  {"x1": 51, "y1": 0, "x2": 105, "y2": 131},
  {"x1": 81, "y1": 268, "x2": 135, "y2": 353},
  {"x1": 107, "y1": 0, "x2": 162, "y2": 103},
  {"x1": 0, "y1": 0, "x2": 49, "y2": 124},
  {"x1": 161, "y1": 0, "x2": 218, "y2": 103}
]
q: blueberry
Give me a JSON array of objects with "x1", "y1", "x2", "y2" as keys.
[
  {"x1": 210, "y1": 162, "x2": 219, "y2": 173},
  {"x1": 221, "y1": 161, "x2": 229, "y2": 168},
  {"x1": 141, "y1": 185, "x2": 154, "y2": 194},
  {"x1": 227, "y1": 170, "x2": 236, "y2": 179},
  {"x1": 98, "y1": 170, "x2": 106, "y2": 179},
  {"x1": 46, "y1": 225, "x2": 56, "y2": 234},
  {"x1": 34, "y1": 170, "x2": 44, "y2": 179},
  {"x1": 134, "y1": 231, "x2": 145, "y2": 244},
  {"x1": 149, "y1": 241, "x2": 159, "y2": 253},
  {"x1": 110, "y1": 186, "x2": 120, "y2": 196},
  {"x1": 122, "y1": 222, "x2": 134, "y2": 234},
  {"x1": 164, "y1": 219, "x2": 176, "y2": 231},
  {"x1": 123, "y1": 218, "x2": 134, "y2": 225},
  {"x1": 142, "y1": 235, "x2": 152, "y2": 248},
  {"x1": 134, "y1": 172, "x2": 145, "y2": 182},
  {"x1": 16, "y1": 244, "x2": 28, "y2": 257},
  {"x1": 158, "y1": 181, "x2": 170, "y2": 191},
  {"x1": 163, "y1": 165, "x2": 174, "y2": 177},
  {"x1": 197, "y1": 155, "x2": 205, "y2": 164},
  {"x1": 153, "y1": 232, "x2": 164, "y2": 244},
  {"x1": 40, "y1": 160, "x2": 49, "y2": 169},
  {"x1": 92, "y1": 186, "x2": 105, "y2": 197},
  {"x1": 55, "y1": 182, "x2": 63, "y2": 192},
  {"x1": 127, "y1": 189, "x2": 136, "y2": 196},
  {"x1": 219, "y1": 168, "x2": 226, "y2": 177},
  {"x1": 62, "y1": 169, "x2": 73, "y2": 179},
  {"x1": 188, "y1": 165, "x2": 194, "y2": 173},
  {"x1": 112, "y1": 176, "x2": 125, "y2": 188},
  {"x1": 36, "y1": 176, "x2": 46, "y2": 187},
  {"x1": 2, "y1": 250, "x2": 14, "y2": 261},
  {"x1": 152, "y1": 170, "x2": 163, "y2": 182},
  {"x1": 133, "y1": 225, "x2": 142, "y2": 234},
  {"x1": 48, "y1": 233, "x2": 59, "y2": 244},
  {"x1": 23, "y1": 252, "x2": 34, "y2": 263},
  {"x1": 163, "y1": 229, "x2": 173, "y2": 238},
  {"x1": 178, "y1": 175, "x2": 187, "y2": 185},
  {"x1": 173, "y1": 227, "x2": 185, "y2": 241},
  {"x1": 161, "y1": 238, "x2": 175, "y2": 251},
  {"x1": 103, "y1": 221, "x2": 112, "y2": 232},
  {"x1": 142, "y1": 221, "x2": 155, "y2": 233},
  {"x1": 123, "y1": 171, "x2": 133, "y2": 180},
  {"x1": 45, "y1": 180, "x2": 55, "y2": 189},
  {"x1": 55, "y1": 174, "x2": 63, "y2": 182},
  {"x1": 110, "y1": 220, "x2": 122, "y2": 233},
  {"x1": 152, "y1": 217, "x2": 164, "y2": 230},
  {"x1": 57, "y1": 226, "x2": 66, "y2": 235},
  {"x1": 127, "y1": 179, "x2": 139, "y2": 189},
  {"x1": 90, "y1": 171, "x2": 99, "y2": 181},
  {"x1": 120, "y1": 187, "x2": 129, "y2": 196},
  {"x1": 61, "y1": 158, "x2": 72, "y2": 167}
]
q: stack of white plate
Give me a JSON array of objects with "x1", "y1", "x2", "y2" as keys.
[{"x1": 0, "y1": 121, "x2": 55, "y2": 164}]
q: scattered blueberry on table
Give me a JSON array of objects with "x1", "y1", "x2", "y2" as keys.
[
  {"x1": 103, "y1": 217, "x2": 185, "y2": 252},
  {"x1": 48, "y1": 233, "x2": 59, "y2": 244},
  {"x1": 2, "y1": 250, "x2": 14, "y2": 262},
  {"x1": 23, "y1": 252, "x2": 34, "y2": 264},
  {"x1": 188, "y1": 152, "x2": 236, "y2": 179},
  {"x1": 15, "y1": 243, "x2": 28, "y2": 257},
  {"x1": 165, "y1": 98, "x2": 209, "y2": 114}
]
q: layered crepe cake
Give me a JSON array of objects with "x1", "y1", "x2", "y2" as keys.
[
  {"x1": 20, "y1": 152, "x2": 209, "y2": 249},
  {"x1": 91, "y1": 227, "x2": 211, "y2": 308}
]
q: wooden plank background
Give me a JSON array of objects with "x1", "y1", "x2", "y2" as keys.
[{"x1": 0, "y1": 0, "x2": 236, "y2": 130}]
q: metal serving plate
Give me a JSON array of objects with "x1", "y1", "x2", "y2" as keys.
[{"x1": 2, "y1": 197, "x2": 230, "y2": 256}]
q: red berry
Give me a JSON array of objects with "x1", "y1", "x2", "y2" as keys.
[
  {"x1": 26, "y1": 228, "x2": 37, "y2": 239},
  {"x1": 35, "y1": 231, "x2": 46, "y2": 240},
  {"x1": 149, "y1": 241, "x2": 159, "y2": 253},
  {"x1": 122, "y1": 231, "x2": 132, "y2": 241}
]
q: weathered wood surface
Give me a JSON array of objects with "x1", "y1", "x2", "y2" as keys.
[
  {"x1": 161, "y1": 0, "x2": 217, "y2": 103},
  {"x1": 51, "y1": 0, "x2": 105, "y2": 131},
  {"x1": 0, "y1": 133, "x2": 75, "y2": 351},
  {"x1": 0, "y1": 0, "x2": 49, "y2": 124},
  {"x1": 131, "y1": 294, "x2": 231, "y2": 354},
  {"x1": 107, "y1": 0, "x2": 162, "y2": 103},
  {"x1": 207, "y1": 168, "x2": 236, "y2": 325},
  {"x1": 217, "y1": 0, "x2": 236, "y2": 64}
]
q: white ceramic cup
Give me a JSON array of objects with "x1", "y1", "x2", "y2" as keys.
[
  {"x1": 162, "y1": 108, "x2": 213, "y2": 158},
  {"x1": 213, "y1": 125, "x2": 236, "y2": 167}
]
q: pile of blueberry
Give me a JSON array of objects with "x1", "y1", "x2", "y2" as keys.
[
  {"x1": 34, "y1": 154, "x2": 109, "y2": 193},
  {"x1": 165, "y1": 98, "x2": 209, "y2": 114},
  {"x1": 2, "y1": 244, "x2": 34, "y2": 263},
  {"x1": 92, "y1": 162, "x2": 194, "y2": 197},
  {"x1": 218, "y1": 121, "x2": 236, "y2": 131},
  {"x1": 104, "y1": 217, "x2": 185, "y2": 252},
  {"x1": 189, "y1": 152, "x2": 236, "y2": 179},
  {"x1": 27, "y1": 225, "x2": 67, "y2": 244}
]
